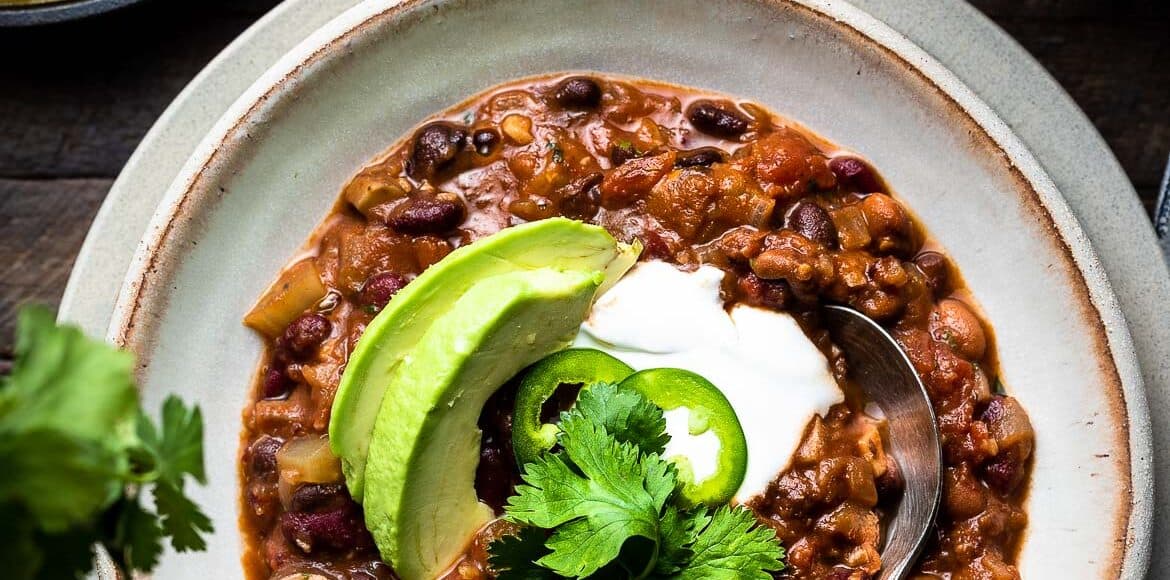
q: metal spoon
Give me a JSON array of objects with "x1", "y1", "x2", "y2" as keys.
[{"x1": 821, "y1": 305, "x2": 942, "y2": 580}]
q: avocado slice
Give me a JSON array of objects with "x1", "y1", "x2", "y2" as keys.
[
  {"x1": 362, "y1": 267, "x2": 603, "y2": 580},
  {"x1": 330, "y1": 218, "x2": 640, "y2": 501}
]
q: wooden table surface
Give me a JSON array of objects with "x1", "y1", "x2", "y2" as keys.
[{"x1": 1, "y1": 0, "x2": 1168, "y2": 361}]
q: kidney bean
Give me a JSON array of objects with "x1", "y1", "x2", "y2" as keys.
[
  {"x1": 262, "y1": 366, "x2": 292, "y2": 399},
  {"x1": 248, "y1": 436, "x2": 285, "y2": 479},
  {"x1": 676, "y1": 147, "x2": 726, "y2": 168},
  {"x1": 829, "y1": 155, "x2": 883, "y2": 193},
  {"x1": 289, "y1": 483, "x2": 349, "y2": 513},
  {"x1": 983, "y1": 446, "x2": 1027, "y2": 495},
  {"x1": 281, "y1": 506, "x2": 374, "y2": 554},
  {"x1": 408, "y1": 122, "x2": 468, "y2": 180},
  {"x1": 281, "y1": 313, "x2": 331, "y2": 357},
  {"x1": 686, "y1": 101, "x2": 751, "y2": 139},
  {"x1": 385, "y1": 194, "x2": 466, "y2": 234},
  {"x1": 786, "y1": 201, "x2": 837, "y2": 247},
  {"x1": 737, "y1": 272, "x2": 791, "y2": 309},
  {"x1": 553, "y1": 76, "x2": 602, "y2": 109},
  {"x1": 472, "y1": 128, "x2": 499, "y2": 155},
  {"x1": 557, "y1": 172, "x2": 603, "y2": 220},
  {"x1": 360, "y1": 272, "x2": 408, "y2": 310}
]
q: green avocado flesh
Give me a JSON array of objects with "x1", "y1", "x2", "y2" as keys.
[
  {"x1": 329, "y1": 218, "x2": 640, "y2": 502},
  {"x1": 362, "y1": 268, "x2": 603, "y2": 580}
]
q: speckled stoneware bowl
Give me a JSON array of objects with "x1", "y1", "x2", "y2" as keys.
[{"x1": 101, "y1": 0, "x2": 1152, "y2": 577}]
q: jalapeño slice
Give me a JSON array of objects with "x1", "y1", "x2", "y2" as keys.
[
  {"x1": 512, "y1": 348, "x2": 634, "y2": 466},
  {"x1": 619, "y1": 368, "x2": 747, "y2": 506}
]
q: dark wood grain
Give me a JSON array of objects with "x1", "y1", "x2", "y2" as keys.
[
  {"x1": 0, "y1": 0, "x2": 1167, "y2": 358},
  {"x1": 969, "y1": 0, "x2": 1170, "y2": 213}
]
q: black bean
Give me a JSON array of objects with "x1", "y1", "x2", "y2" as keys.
[
  {"x1": 676, "y1": 147, "x2": 726, "y2": 168},
  {"x1": 361, "y1": 272, "x2": 409, "y2": 310},
  {"x1": 472, "y1": 128, "x2": 499, "y2": 155},
  {"x1": 686, "y1": 101, "x2": 750, "y2": 139},
  {"x1": 829, "y1": 155, "x2": 882, "y2": 193},
  {"x1": 385, "y1": 195, "x2": 466, "y2": 234},
  {"x1": 609, "y1": 141, "x2": 641, "y2": 166},
  {"x1": 281, "y1": 313, "x2": 331, "y2": 357},
  {"x1": 407, "y1": 122, "x2": 468, "y2": 180},
  {"x1": 289, "y1": 484, "x2": 349, "y2": 513},
  {"x1": 248, "y1": 436, "x2": 284, "y2": 479},
  {"x1": 553, "y1": 76, "x2": 602, "y2": 109},
  {"x1": 558, "y1": 173, "x2": 603, "y2": 220},
  {"x1": 785, "y1": 201, "x2": 837, "y2": 247}
]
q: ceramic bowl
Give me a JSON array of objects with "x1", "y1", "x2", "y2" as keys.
[{"x1": 103, "y1": 0, "x2": 1152, "y2": 577}]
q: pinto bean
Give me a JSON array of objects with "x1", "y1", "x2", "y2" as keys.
[
  {"x1": 930, "y1": 298, "x2": 987, "y2": 360},
  {"x1": 859, "y1": 193, "x2": 908, "y2": 239},
  {"x1": 408, "y1": 122, "x2": 468, "y2": 180},
  {"x1": 686, "y1": 100, "x2": 750, "y2": 139},
  {"x1": 944, "y1": 465, "x2": 987, "y2": 519},
  {"x1": 914, "y1": 251, "x2": 951, "y2": 296},
  {"x1": 786, "y1": 201, "x2": 837, "y2": 247},
  {"x1": 553, "y1": 76, "x2": 602, "y2": 109},
  {"x1": 598, "y1": 151, "x2": 676, "y2": 208}
]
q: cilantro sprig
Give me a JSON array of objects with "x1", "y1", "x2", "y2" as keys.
[
  {"x1": 490, "y1": 383, "x2": 785, "y2": 578},
  {"x1": 0, "y1": 306, "x2": 211, "y2": 579}
]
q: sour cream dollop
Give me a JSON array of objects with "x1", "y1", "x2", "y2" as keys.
[{"x1": 572, "y1": 261, "x2": 843, "y2": 501}]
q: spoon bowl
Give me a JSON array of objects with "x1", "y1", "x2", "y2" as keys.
[{"x1": 822, "y1": 305, "x2": 942, "y2": 580}]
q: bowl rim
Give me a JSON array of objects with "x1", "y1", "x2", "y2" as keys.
[{"x1": 104, "y1": 0, "x2": 1153, "y2": 576}]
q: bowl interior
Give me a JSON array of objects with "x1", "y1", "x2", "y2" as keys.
[{"x1": 110, "y1": 0, "x2": 1144, "y2": 577}]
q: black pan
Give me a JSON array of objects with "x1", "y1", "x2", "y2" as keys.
[{"x1": 0, "y1": 0, "x2": 144, "y2": 26}]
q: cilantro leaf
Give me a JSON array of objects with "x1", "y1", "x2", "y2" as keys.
[
  {"x1": 488, "y1": 528, "x2": 558, "y2": 579},
  {"x1": 506, "y1": 412, "x2": 676, "y2": 577},
  {"x1": 0, "y1": 307, "x2": 212, "y2": 579},
  {"x1": 106, "y1": 497, "x2": 164, "y2": 572},
  {"x1": 154, "y1": 481, "x2": 213, "y2": 552},
  {"x1": 0, "y1": 307, "x2": 137, "y2": 443},
  {"x1": 655, "y1": 505, "x2": 705, "y2": 576},
  {"x1": 137, "y1": 395, "x2": 207, "y2": 485},
  {"x1": 0, "y1": 428, "x2": 123, "y2": 532},
  {"x1": 492, "y1": 364, "x2": 786, "y2": 579},
  {"x1": 35, "y1": 527, "x2": 99, "y2": 580},
  {"x1": 0, "y1": 504, "x2": 42, "y2": 580},
  {"x1": 571, "y1": 382, "x2": 669, "y2": 455},
  {"x1": 678, "y1": 506, "x2": 785, "y2": 579}
]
